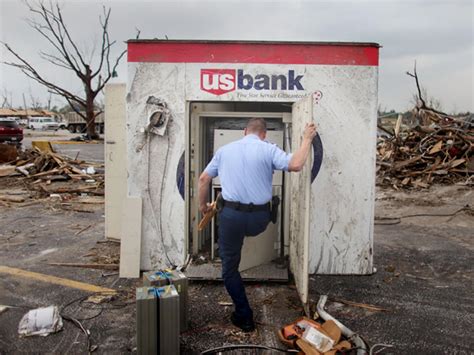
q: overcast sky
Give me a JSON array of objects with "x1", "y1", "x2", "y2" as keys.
[{"x1": 0, "y1": 0, "x2": 473, "y2": 113}]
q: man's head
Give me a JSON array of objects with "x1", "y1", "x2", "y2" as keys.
[{"x1": 244, "y1": 117, "x2": 267, "y2": 140}]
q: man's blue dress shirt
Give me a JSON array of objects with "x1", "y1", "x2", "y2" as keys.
[{"x1": 204, "y1": 133, "x2": 292, "y2": 204}]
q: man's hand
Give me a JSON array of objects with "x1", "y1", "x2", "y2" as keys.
[
  {"x1": 288, "y1": 122, "x2": 317, "y2": 172},
  {"x1": 200, "y1": 202, "x2": 213, "y2": 214},
  {"x1": 303, "y1": 122, "x2": 317, "y2": 141}
]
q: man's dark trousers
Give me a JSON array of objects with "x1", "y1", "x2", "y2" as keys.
[{"x1": 218, "y1": 206, "x2": 270, "y2": 321}]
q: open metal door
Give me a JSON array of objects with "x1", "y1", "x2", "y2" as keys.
[{"x1": 289, "y1": 94, "x2": 315, "y2": 313}]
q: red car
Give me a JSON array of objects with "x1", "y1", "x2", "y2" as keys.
[{"x1": 0, "y1": 119, "x2": 23, "y2": 145}]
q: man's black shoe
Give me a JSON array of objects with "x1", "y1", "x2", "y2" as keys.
[{"x1": 230, "y1": 312, "x2": 255, "y2": 332}]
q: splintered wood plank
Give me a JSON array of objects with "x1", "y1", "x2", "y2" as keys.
[
  {"x1": 119, "y1": 196, "x2": 142, "y2": 278},
  {"x1": 0, "y1": 165, "x2": 16, "y2": 177}
]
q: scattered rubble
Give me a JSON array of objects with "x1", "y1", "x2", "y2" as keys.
[
  {"x1": 0, "y1": 148, "x2": 104, "y2": 199},
  {"x1": 378, "y1": 67, "x2": 473, "y2": 189},
  {"x1": 377, "y1": 116, "x2": 473, "y2": 189},
  {"x1": 0, "y1": 144, "x2": 18, "y2": 164}
]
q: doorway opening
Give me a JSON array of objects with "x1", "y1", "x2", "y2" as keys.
[{"x1": 186, "y1": 102, "x2": 292, "y2": 281}]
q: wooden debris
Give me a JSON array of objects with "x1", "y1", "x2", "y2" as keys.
[
  {"x1": 0, "y1": 195, "x2": 26, "y2": 203},
  {"x1": 97, "y1": 239, "x2": 120, "y2": 244},
  {"x1": 74, "y1": 224, "x2": 92, "y2": 236},
  {"x1": 47, "y1": 262, "x2": 119, "y2": 270},
  {"x1": 74, "y1": 197, "x2": 104, "y2": 204},
  {"x1": 218, "y1": 302, "x2": 233, "y2": 306},
  {"x1": 331, "y1": 298, "x2": 389, "y2": 312},
  {"x1": 61, "y1": 206, "x2": 96, "y2": 213},
  {"x1": 0, "y1": 165, "x2": 16, "y2": 177},
  {"x1": 377, "y1": 115, "x2": 473, "y2": 189},
  {"x1": 1, "y1": 149, "x2": 104, "y2": 197},
  {"x1": 0, "y1": 144, "x2": 18, "y2": 164},
  {"x1": 85, "y1": 294, "x2": 114, "y2": 304}
]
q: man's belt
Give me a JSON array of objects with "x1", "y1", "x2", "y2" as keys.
[{"x1": 223, "y1": 199, "x2": 270, "y2": 212}]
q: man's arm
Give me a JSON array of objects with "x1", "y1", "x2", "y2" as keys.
[
  {"x1": 198, "y1": 171, "x2": 213, "y2": 214},
  {"x1": 288, "y1": 123, "x2": 317, "y2": 172}
]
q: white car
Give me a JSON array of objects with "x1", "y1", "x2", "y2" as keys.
[{"x1": 28, "y1": 117, "x2": 59, "y2": 131}]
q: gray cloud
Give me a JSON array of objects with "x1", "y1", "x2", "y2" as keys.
[{"x1": 1, "y1": 0, "x2": 472, "y2": 112}]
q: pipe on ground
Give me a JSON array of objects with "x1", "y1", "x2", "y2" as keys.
[{"x1": 316, "y1": 295, "x2": 368, "y2": 355}]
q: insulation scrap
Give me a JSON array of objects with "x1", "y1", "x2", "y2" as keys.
[{"x1": 18, "y1": 306, "x2": 63, "y2": 337}]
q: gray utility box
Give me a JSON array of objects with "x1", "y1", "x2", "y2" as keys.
[
  {"x1": 136, "y1": 287, "x2": 157, "y2": 355},
  {"x1": 156, "y1": 285, "x2": 180, "y2": 355},
  {"x1": 136, "y1": 285, "x2": 180, "y2": 355},
  {"x1": 143, "y1": 270, "x2": 188, "y2": 331}
]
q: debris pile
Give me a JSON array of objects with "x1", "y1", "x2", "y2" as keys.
[
  {"x1": 377, "y1": 116, "x2": 473, "y2": 189},
  {"x1": 0, "y1": 148, "x2": 104, "y2": 196}
]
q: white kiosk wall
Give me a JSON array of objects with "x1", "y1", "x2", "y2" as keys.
[{"x1": 125, "y1": 40, "x2": 379, "y2": 275}]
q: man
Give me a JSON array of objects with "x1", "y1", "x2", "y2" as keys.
[{"x1": 198, "y1": 117, "x2": 317, "y2": 332}]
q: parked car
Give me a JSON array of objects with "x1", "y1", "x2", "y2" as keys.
[
  {"x1": 0, "y1": 119, "x2": 23, "y2": 145},
  {"x1": 28, "y1": 117, "x2": 59, "y2": 130}
]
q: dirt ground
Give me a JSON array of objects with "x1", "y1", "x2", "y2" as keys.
[{"x1": 0, "y1": 177, "x2": 472, "y2": 354}]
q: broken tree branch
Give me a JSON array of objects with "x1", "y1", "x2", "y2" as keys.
[{"x1": 1, "y1": 0, "x2": 126, "y2": 139}]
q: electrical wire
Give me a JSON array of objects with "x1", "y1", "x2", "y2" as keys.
[
  {"x1": 374, "y1": 205, "x2": 471, "y2": 225},
  {"x1": 145, "y1": 129, "x2": 175, "y2": 268},
  {"x1": 58, "y1": 290, "x2": 134, "y2": 353},
  {"x1": 61, "y1": 294, "x2": 103, "y2": 321},
  {"x1": 62, "y1": 314, "x2": 95, "y2": 353}
]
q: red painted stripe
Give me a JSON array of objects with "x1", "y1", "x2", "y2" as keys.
[{"x1": 127, "y1": 42, "x2": 379, "y2": 66}]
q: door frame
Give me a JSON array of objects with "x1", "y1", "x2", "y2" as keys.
[{"x1": 185, "y1": 103, "x2": 290, "y2": 257}]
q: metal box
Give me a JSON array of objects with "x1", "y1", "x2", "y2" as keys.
[
  {"x1": 136, "y1": 287, "x2": 157, "y2": 355},
  {"x1": 156, "y1": 285, "x2": 180, "y2": 355},
  {"x1": 143, "y1": 270, "x2": 188, "y2": 331}
]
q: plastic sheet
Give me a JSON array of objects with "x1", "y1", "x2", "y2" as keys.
[{"x1": 18, "y1": 306, "x2": 63, "y2": 337}]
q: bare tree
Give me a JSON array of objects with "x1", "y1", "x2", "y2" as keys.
[
  {"x1": 1, "y1": 1, "x2": 126, "y2": 138},
  {"x1": 28, "y1": 88, "x2": 43, "y2": 110},
  {"x1": 1, "y1": 88, "x2": 13, "y2": 108},
  {"x1": 406, "y1": 62, "x2": 454, "y2": 125}
]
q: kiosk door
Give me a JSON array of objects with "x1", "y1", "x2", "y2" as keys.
[{"x1": 289, "y1": 94, "x2": 316, "y2": 310}]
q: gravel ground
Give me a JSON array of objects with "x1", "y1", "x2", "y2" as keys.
[{"x1": 0, "y1": 182, "x2": 472, "y2": 354}]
